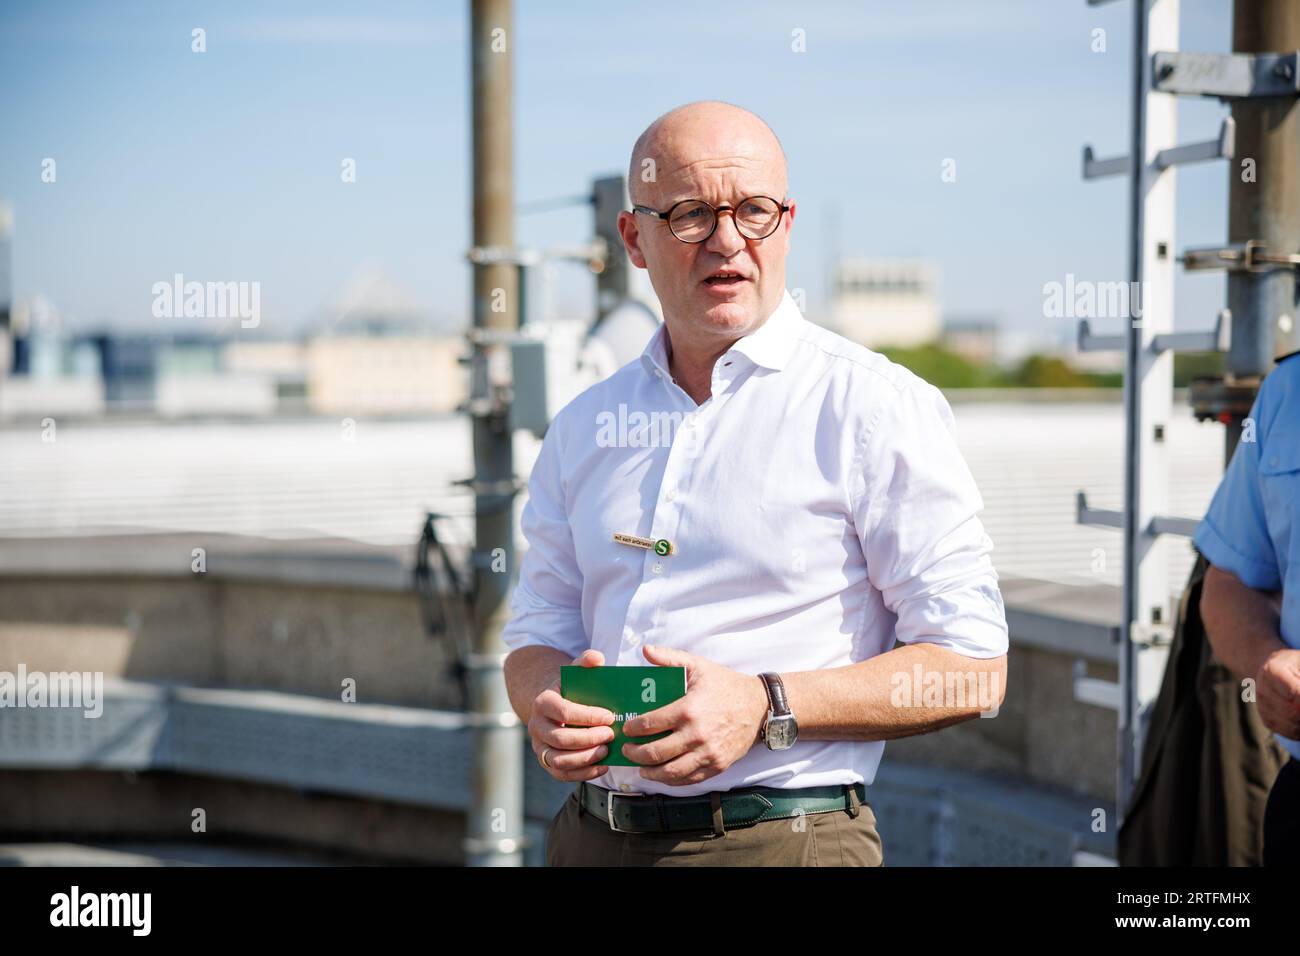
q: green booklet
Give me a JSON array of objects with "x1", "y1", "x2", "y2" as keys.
[{"x1": 560, "y1": 665, "x2": 688, "y2": 766}]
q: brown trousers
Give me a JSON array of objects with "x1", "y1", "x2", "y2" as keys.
[{"x1": 545, "y1": 785, "x2": 885, "y2": 866}]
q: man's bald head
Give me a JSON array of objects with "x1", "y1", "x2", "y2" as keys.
[
  {"x1": 616, "y1": 100, "x2": 795, "y2": 348},
  {"x1": 627, "y1": 100, "x2": 787, "y2": 205}
]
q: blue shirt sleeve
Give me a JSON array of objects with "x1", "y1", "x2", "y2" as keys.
[{"x1": 1193, "y1": 394, "x2": 1283, "y2": 591}]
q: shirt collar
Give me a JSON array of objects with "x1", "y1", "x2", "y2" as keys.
[{"x1": 639, "y1": 288, "x2": 802, "y2": 379}]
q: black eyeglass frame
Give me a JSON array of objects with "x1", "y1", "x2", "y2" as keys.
[{"x1": 631, "y1": 196, "x2": 791, "y2": 243}]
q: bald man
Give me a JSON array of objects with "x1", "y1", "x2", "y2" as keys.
[{"x1": 503, "y1": 101, "x2": 1009, "y2": 866}]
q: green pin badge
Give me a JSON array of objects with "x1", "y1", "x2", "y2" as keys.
[{"x1": 654, "y1": 539, "x2": 673, "y2": 556}]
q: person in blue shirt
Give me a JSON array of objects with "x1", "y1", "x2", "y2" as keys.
[{"x1": 1195, "y1": 349, "x2": 1300, "y2": 866}]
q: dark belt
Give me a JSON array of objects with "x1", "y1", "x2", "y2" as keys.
[{"x1": 578, "y1": 781, "x2": 866, "y2": 835}]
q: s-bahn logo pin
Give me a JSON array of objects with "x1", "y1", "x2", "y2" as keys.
[{"x1": 613, "y1": 532, "x2": 674, "y2": 556}]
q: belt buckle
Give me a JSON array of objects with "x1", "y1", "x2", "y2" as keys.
[{"x1": 606, "y1": 790, "x2": 648, "y2": 833}]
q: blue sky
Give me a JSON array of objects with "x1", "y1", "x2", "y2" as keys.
[{"x1": 0, "y1": 0, "x2": 1236, "y2": 347}]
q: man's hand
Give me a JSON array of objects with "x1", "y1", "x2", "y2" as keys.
[
  {"x1": 527, "y1": 649, "x2": 616, "y2": 783},
  {"x1": 621, "y1": 644, "x2": 770, "y2": 786},
  {"x1": 1201, "y1": 565, "x2": 1300, "y2": 739},
  {"x1": 1254, "y1": 648, "x2": 1300, "y2": 740}
]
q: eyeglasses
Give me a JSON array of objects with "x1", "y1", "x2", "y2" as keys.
[{"x1": 632, "y1": 196, "x2": 790, "y2": 243}]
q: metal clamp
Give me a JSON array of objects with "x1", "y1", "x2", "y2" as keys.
[
  {"x1": 1182, "y1": 239, "x2": 1300, "y2": 273},
  {"x1": 1153, "y1": 50, "x2": 1300, "y2": 100}
]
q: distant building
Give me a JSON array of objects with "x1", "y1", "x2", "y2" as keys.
[
  {"x1": 306, "y1": 336, "x2": 465, "y2": 416},
  {"x1": 87, "y1": 332, "x2": 158, "y2": 411},
  {"x1": 942, "y1": 315, "x2": 999, "y2": 365},
  {"x1": 830, "y1": 259, "x2": 940, "y2": 350},
  {"x1": 154, "y1": 334, "x2": 278, "y2": 417},
  {"x1": 302, "y1": 263, "x2": 467, "y2": 415},
  {"x1": 223, "y1": 340, "x2": 309, "y2": 409}
]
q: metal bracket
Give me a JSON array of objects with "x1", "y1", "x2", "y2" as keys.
[
  {"x1": 1077, "y1": 309, "x2": 1229, "y2": 355},
  {"x1": 1153, "y1": 50, "x2": 1300, "y2": 100},
  {"x1": 467, "y1": 241, "x2": 606, "y2": 268},
  {"x1": 466, "y1": 245, "x2": 542, "y2": 267},
  {"x1": 1076, "y1": 491, "x2": 1122, "y2": 530},
  {"x1": 466, "y1": 327, "x2": 543, "y2": 347},
  {"x1": 1150, "y1": 514, "x2": 1200, "y2": 538},
  {"x1": 1081, "y1": 146, "x2": 1128, "y2": 181},
  {"x1": 1076, "y1": 491, "x2": 1201, "y2": 539},
  {"x1": 1182, "y1": 239, "x2": 1300, "y2": 273},
  {"x1": 1131, "y1": 622, "x2": 1174, "y2": 648},
  {"x1": 458, "y1": 396, "x2": 510, "y2": 419},
  {"x1": 1073, "y1": 660, "x2": 1121, "y2": 711},
  {"x1": 1083, "y1": 117, "x2": 1234, "y2": 180},
  {"x1": 453, "y1": 476, "x2": 525, "y2": 497},
  {"x1": 1156, "y1": 116, "x2": 1235, "y2": 170},
  {"x1": 1151, "y1": 308, "x2": 1231, "y2": 354},
  {"x1": 1076, "y1": 319, "x2": 1127, "y2": 353}
]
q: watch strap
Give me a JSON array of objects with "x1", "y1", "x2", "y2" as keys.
[{"x1": 759, "y1": 672, "x2": 790, "y2": 716}]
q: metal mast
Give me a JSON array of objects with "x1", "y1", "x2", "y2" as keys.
[{"x1": 465, "y1": 0, "x2": 523, "y2": 867}]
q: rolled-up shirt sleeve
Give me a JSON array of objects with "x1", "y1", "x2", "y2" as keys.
[
  {"x1": 1193, "y1": 393, "x2": 1282, "y2": 591},
  {"x1": 852, "y1": 377, "x2": 1009, "y2": 659},
  {"x1": 500, "y1": 421, "x2": 590, "y2": 658}
]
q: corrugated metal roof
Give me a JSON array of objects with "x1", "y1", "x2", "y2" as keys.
[{"x1": 0, "y1": 400, "x2": 1225, "y2": 590}]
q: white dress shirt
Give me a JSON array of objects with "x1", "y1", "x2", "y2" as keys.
[{"x1": 502, "y1": 288, "x2": 1009, "y2": 797}]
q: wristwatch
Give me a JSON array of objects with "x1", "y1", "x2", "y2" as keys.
[{"x1": 757, "y1": 672, "x2": 798, "y2": 750}]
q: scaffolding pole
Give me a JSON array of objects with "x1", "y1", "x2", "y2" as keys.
[
  {"x1": 1223, "y1": 0, "x2": 1300, "y2": 458},
  {"x1": 464, "y1": 0, "x2": 523, "y2": 867}
]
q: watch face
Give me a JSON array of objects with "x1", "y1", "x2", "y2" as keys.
[{"x1": 766, "y1": 715, "x2": 798, "y2": 750}]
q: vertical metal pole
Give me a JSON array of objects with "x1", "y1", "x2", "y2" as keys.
[
  {"x1": 0, "y1": 202, "x2": 12, "y2": 380},
  {"x1": 466, "y1": 0, "x2": 522, "y2": 867},
  {"x1": 593, "y1": 176, "x2": 631, "y2": 321},
  {"x1": 1224, "y1": 0, "x2": 1300, "y2": 459},
  {"x1": 1118, "y1": 0, "x2": 1178, "y2": 827}
]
